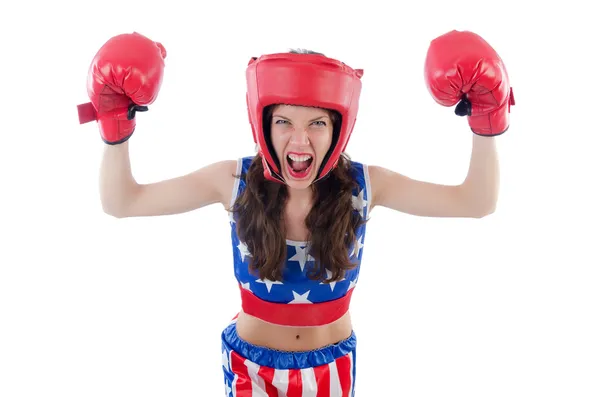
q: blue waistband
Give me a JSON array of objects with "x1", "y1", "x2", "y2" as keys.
[{"x1": 221, "y1": 321, "x2": 357, "y2": 370}]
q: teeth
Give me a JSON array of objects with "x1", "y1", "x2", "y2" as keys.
[{"x1": 287, "y1": 154, "x2": 312, "y2": 161}]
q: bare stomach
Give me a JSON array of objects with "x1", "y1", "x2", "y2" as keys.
[{"x1": 235, "y1": 310, "x2": 353, "y2": 352}]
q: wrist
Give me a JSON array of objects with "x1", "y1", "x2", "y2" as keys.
[{"x1": 98, "y1": 110, "x2": 136, "y2": 145}]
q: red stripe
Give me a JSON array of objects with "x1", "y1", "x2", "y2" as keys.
[
  {"x1": 240, "y1": 284, "x2": 353, "y2": 326},
  {"x1": 230, "y1": 350, "x2": 253, "y2": 396},
  {"x1": 335, "y1": 354, "x2": 352, "y2": 397},
  {"x1": 257, "y1": 366, "x2": 279, "y2": 397},
  {"x1": 314, "y1": 363, "x2": 331, "y2": 397},
  {"x1": 287, "y1": 369, "x2": 303, "y2": 397}
]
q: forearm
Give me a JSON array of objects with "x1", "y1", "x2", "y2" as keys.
[
  {"x1": 460, "y1": 134, "x2": 500, "y2": 215},
  {"x1": 99, "y1": 141, "x2": 139, "y2": 216}
]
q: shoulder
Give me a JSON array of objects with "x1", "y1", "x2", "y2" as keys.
[
  {"x1": 362, "y1": 164, "x2": 393, "y2": 210},
  {"x1": 345, "y1": 161, "x2": 393, "y2": 211},
  {"x1": 346, "y1": 160, "x2": 369, "y2": 188},
  {"x1": 237, "y1": 155, "x2": 258, "y2": 174},
  {"x1": 226, "y1": 155, "x2": 260, "y2": 206},
  {"x1": 342, "y1": 159, "x2": 373, "y2": 210},
  {"x1": 231, "y1": 155, "x2": 261, "y2": 183}
]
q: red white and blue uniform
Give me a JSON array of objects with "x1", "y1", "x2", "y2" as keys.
[{"x1": 221, "y1": 156, "x2": 371, "y2": 396}]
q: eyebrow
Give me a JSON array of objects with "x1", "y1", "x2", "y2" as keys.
[{"x1": 272, "y1": 114, "x2": 329, "y2": 122}]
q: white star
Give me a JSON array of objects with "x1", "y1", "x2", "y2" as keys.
[
  {"x1": 237, "y1": 241, "x2": 251, "y2": 262},
  {"x1": 352, "y1": 188, "x2": 368, "y2": 217},
  {"x1": 222, "y1": 349, "x2": 230, "y2": 371},
  {"x1": 240, "y1": 282, "x2": 251, "y2": 291},
  {"x1": 350, "y1": 235, "x2": 364, "y2": 258},
  {"x1": 288, "y1": 246, "x2": 314, "y2": 271},
  {"x1": 224, "y1": 382, "x2": 231, "y2": 396},
  {"x1": 356, "y1": 237, "x2": 364, "y2": 252},
  {"x1": 320, "y1": 269, "x2": 345, "y2": 291},
  {"x1": 289, "y1": 290, "x2": 312, "y2": 304},
  {"x1": 256, "y1": 278, "x2": 283, "y2": 292},
  {"x1": 348, "y1": 278, "x2": 357, "y2": 291},
  {"x1": 228, "y1": 210, "x2": 236, "y2": 224}
]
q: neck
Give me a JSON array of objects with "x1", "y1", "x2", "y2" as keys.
[{"x1": 286, "y1": 185, "x2": 314, "y2": 206}]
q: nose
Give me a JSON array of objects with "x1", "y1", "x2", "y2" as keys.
[{"x1": 290, "y1": 126, "x2": 309, "y2": 145}]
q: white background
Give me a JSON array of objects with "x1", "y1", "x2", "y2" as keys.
[{"x1": 1, "y1": 1, "x2": 599, "y2": 396}]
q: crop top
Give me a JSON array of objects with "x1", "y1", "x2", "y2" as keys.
[{"x1": 228, "y1": 156, "x2": 371, "y2": 326}]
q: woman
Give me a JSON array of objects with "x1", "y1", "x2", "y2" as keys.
[{"x1": 78, "y1": 30, "x2": 514, "y2": 395}]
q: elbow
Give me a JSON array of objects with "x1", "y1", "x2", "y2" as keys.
[
  {"x1": 103, "y1": 207, "x2": 125, "y2": 219},
  {"x1": 470, "y1": 201, "x2": 497, "y2": 218},
  {"x1": 100, "y1": 190, "x2": 137, "y2": 219},
  {"x1": 472, "y1": 209, "x2": 495, "y2": 219},
  {"x1": 459, "y1": 184, "x2": 498, "y2": 218},
  {"x1": 105, "y1": 211, "x2": 127, "y2": 219},
  {"x1": 101, "y1": 201, "x2": 129, "y2": 219},
  {"x1": 100, "y1": 184, "x2": 140, "y2": 219}
]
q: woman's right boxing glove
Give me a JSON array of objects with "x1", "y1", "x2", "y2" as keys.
[{"x1": 77, "y1": 32, "x2": 167, "y2": 144}]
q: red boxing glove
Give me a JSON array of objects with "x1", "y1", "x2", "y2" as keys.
[
  {"x1": 424, "y1": 30, "x2": 515, "y2": 136},
  {"x1": 77, "y1": 32, "x2": 167, "y2": 144}
]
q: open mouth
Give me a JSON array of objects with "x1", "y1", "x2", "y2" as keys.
[{"x1": 286, "y1": 153, "x2": 314, "y2": 179}]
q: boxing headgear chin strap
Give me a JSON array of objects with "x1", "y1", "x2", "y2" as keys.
[{"x1": 246, "y1": 53, "x2": 363, "y2": 185}]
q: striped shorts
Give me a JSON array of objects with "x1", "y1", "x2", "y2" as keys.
[{"x1": 221, "y1": 319, "x2": 357, "y2": 396}]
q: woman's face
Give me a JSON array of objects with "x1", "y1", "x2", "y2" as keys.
[{"x1": 269, "y1": 104, "x2": 334, "y2": 190}]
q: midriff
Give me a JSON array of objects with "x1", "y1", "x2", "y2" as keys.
[{"x1": 235, "y1": 310, "x2": 353, "y2": 351}]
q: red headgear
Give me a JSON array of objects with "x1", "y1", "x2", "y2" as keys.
[{"x1": 246, "y1": 52, "x2": 363, "y2": 184}]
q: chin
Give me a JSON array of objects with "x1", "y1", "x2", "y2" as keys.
[{"x1": 285, "y1": 179, "x2": 313, "y2": 190}]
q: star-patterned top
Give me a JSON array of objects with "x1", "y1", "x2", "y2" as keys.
[{"x1": 228, "y1": 156, "x2": 371, "y2": 304}]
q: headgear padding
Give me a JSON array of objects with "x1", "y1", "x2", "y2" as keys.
[{"x1": 246, "y1": 52, "x2": 363, "y2": 184}]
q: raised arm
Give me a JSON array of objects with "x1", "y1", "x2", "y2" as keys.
[
  {"x1": 369, "y1": 30, "x2": 513, "y2": 218},
  {"x1": 369, "y1": 134, "x2": 498, "y2": 218},
  {"x1": 77, "y1": 32, "x2": 238, "y2": 218},
  {"x1": 100, "y1": 141, "x2": 236, "y2": 218}
]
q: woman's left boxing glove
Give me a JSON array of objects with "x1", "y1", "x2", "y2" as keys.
[{"x1": 424, "y1": 30, "x2": 515, "y2": 136}]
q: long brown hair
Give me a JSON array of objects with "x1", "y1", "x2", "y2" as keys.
[{"x1": 229, "y1": 106, "x2": 367, "y2": 283}]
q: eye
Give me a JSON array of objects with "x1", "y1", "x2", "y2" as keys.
[
  {"x1": 274, "y1": 119, "x2": 288, "y2": 124},
  {"x1": 312, "y1": 120, "x2": 327, "y2": 127}
]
